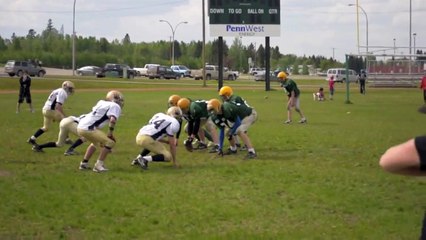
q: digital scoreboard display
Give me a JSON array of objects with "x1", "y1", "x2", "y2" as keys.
[{"x1": 209, "y1": 0, "x2": 281, "y2": 37}]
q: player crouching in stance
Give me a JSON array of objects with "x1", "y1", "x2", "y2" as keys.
[
  {"x1": 313, "y1": 87, "x2": 325, "y2": 101},
  {"x1": 131, "y1": 106, "x2": 182, "y2": 170},
  {"x1": 207, "y1": 98, "x2": 257, "y2": 159},
  {"x1": 32, "y1": 115, "x2": 86, "y2": 155},
  {"x1": 77, "y1": 90, "x2": 124, "y2": 173},
  {"x1": 27, "y1": 81, "x2": 75, "y2": 146}
]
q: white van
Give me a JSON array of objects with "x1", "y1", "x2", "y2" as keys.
[{"x1": 326, "y1": 68, "x2": 357, "y2": 83}]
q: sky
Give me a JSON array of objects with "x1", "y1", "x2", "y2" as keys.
[{"x1": 0, "y1": 0, "x2": 425, "y2": 63}]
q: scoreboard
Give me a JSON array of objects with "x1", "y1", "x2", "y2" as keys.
[{"x1": 209, "y1": 0, "x2": 281, "y2": 37}]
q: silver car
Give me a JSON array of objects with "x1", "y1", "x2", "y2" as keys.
[{"x1": 76, "y1": 66, "x2": 102, "y2": 76}]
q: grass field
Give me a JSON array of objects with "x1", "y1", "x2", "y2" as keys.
[{"x1": 0, "y1": 76, "x2": 425, "y2": 239}]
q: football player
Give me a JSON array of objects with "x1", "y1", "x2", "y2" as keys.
[
  {"x1": 31, "y1": 115, "x2": 86, "y2": 156},
  {"x1": 277, "y1": 71, "x2": 307, "y2": 124},
  {"x1": 132, "y1": 106, "x2": 183, "y2": 170},
  {"x1": 77, "y1": 90, "x2": 124, "y2": 173},
  {"x1": 207, "y1": 98, "x2": 257, "y2": 159},
  {"x1": 27, "y1": 81, "x2": 75, "y2": 146},
  {"x1": 177, "y1": 98, "x2": 220, "y2": 153},
  {"x1": 218, "y1": 85, "x2": 251, "y2": 150}
]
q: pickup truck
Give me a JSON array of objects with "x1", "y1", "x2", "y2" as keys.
[
  {"x1": 96, "y1": 63, "x2": 136, "y2": 79},
  {"x1": 134, "y1": 64, "x2": 159, "y2": 77},
  {"x1": 191, "y1": 65, "x2": 239, "y2": 80}
]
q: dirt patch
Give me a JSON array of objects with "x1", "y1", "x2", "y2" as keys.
[{"x1": 0, "y1": 169, "x2": 12, "y2": 177}]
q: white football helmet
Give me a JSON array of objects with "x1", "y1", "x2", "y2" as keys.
[
  {"x1": 106, "y1": 90, "x2": 124, "y2": 108},
  {"x1": 62, "y1": 81, "x2": 75, "y2": 94},
  {"x1": 167, "y1": 106, "x2": 183, "y2": 119}
]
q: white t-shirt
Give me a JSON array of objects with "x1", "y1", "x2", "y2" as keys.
[
  {"x1": 42, "y1": 88, "x2": 69, "y2": 111},
  {"x1": 138, "y1": 113, "x2": 180, "y2": 140},
  {"x1": 77, "y1": 100, "x2": 121, "y2": 130}
]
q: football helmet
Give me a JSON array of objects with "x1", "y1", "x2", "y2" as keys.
[
  {"x1": 167, "y1": 106, "x2": 183, "y2": 119},
  {"x1": 168, "y1": 95, "x2": 181, "y2": 107},
  {"x1": 177, "y1": 98, "x2": 190, "y2": 112},
  {"x1": 106, "y1": 90, "x2": 124, "y2": 108},
  {"x1": 207, "y1": 98, "x2": 221, "y2": 114},
  {"x1": 62, "y1": 81, "x2": 75, "y2": 94},
  {"x1": 277, "y1": 71, "x2": 287, "y2": 80},
  {"x1": 219, "y1": 86, "x2": 233, "y2": 98}
]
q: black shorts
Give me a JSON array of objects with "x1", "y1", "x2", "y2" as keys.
[
  {"x1": 414, "y1": 136, "x2": 426, "y2": 171},
  {"x1": 18, "y1": 90, "x2": 32, "y2": 103}
]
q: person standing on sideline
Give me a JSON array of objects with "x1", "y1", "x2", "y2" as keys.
[
  {"x1": 77, "y1": 90, "x2": 124, "y2": 173},
  {"x1": 131, "y1": 106, "x2": 182, "y2": 170},
  {"x1": 277, "y1": 71, "x2": 307, "y2": 124},
  {"x1": 358, "y1": 70, "x2": 367, "y2": 95},
  {"x1": 27, "y1": 81, "x2": 75, "y2": 146},
  {"x1": 420, "y1": 72, "x2": 426, "y2": 104},
  {"x1": 329, "y1": 75, "x2": 335, "y2": 100},
  {"x1": 16, "y1": 70, "x2": 34, "y2": 113}
]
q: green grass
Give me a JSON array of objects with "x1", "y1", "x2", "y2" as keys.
[{"x1": 0, "y1": 76, "x2": 425, "y2": 239}]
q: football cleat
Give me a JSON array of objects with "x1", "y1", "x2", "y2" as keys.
[
  {"x1": 137, "y1": 156, "x2": 149, "y2": 170},
  {"x1": 79, "y1": 162, "x2": 90, "y2": 170},
  {"x1": 64, "y1": 149, "x2": 78, "y2": 156},
  {"x1": 131, "y1": 158, "x2": 140, "y2": 166},
  {"x1": 27, "y1": 138, "x2": 36, "y2": 145},
  {"x1": 93, "y1": 162, "x2": 108, "y2": 173},
  {"x1": 244, "y1": 151, "x2": 257, "y2": 160},
  {"x1": 194, "y1": 142, "x2": 208, "y2": 150},
  {"x1": 208, "y1": 145, "x2": 220, "y2": 153},
  {"x1": 32, "y1": 145, "x2": 44, "y2": 153},
  {"x1": 223, "y1": 148, "x2": 237, "y2": 155},
  {"x1": 299, "y1": 118, "x2": 307, "y2": 124}
]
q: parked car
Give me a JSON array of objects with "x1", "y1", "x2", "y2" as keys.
[
  {"x1": 96, "y1": 63, "x2": 136, "y2": 79},
  {"x1": 171, "y1": 65, "x2": 191, "y2": 78},
  {"x1": 191, "y1": 65, "x2": 239, "y2": 80},
  {"x1": 326, "y1": 68, "x2": 357, "y2": 83},
  {"x1": 254, "y1": 71, "x2": 279, "y2": 82},
  {"x1": 4, "y1": 60, "x2": 46, "y2": 77},
  {"x1": 76, "y1": 66, "x2": 102, "y2": 76},
  {"x1": 249, "y1": 67, "x2": 265, "y2": 75},
  {"x1": 147, "y1": 65, "x2": 180, "y2": 79}
]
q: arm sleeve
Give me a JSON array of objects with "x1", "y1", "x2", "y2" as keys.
[
  {"x1": 414, "y1": 136, "x2": 426, "y2": 171},
  {"x1": 193, "y1": 119, "x2": 201, "y2": 137},
  {"x1": 230, "y1": 116, "x2": 242, "y2": 136},
  {"x1": 219, "y1": 127, "x2": 225, "y2": 150}
]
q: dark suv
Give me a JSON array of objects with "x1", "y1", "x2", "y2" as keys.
[
  {"x1": 96, "y1": 63, "x2": 136, "y2": 79},
  {"x1": 4, "y1": 60, "x2": 46, "y2": 77},
  {"x1": 147, "y1": 65, "x2": 180, "y2": 79}
]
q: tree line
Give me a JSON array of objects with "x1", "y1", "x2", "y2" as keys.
[{"x1": 0, "y1": 19, "x2": 344, "y2": 74}]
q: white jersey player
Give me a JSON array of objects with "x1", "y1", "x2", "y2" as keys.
[
  {"x1": 31, "y1": 115, "x2": 87, "y2": 156},
  {"x1": 27, "y1": 81, "x2": 75, "y2": 146},
  {"x1": 132, "y1": 107, "x2": 182, "y2": 170},
  {"x1": 77, "y1": 90, "x2": 124, "y2": 173}
]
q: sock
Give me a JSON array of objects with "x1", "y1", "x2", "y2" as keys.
[
  {"x1": 140, "y1": 149, "x2": 150, "y2": 156},
  {"x1": 144, "y1": 156, "x2": 153, "y2": 162},
  {"x1": 82, "y1": 159, "x2": 89, "y2": 163},
  {"x1": 248, "y1": 148, "x2": 255, "y2": 153},
  {"x1": 152, "y1": 155, "x2": 165, "y2": 162},
  {"x1": 69, "y1": 138, "x2": 83, "y2": 149},
  {"x1": 38, "y1": 142, "x2": 57, "y2": 149},
  {"x1": 33, "y1": 128, "x2": 45, "y2": 138},
  {"x1": 230, "y1": 146, "x2": 237, "y2": 151}
]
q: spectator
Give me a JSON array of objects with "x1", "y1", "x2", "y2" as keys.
[
  {"x1": 420, "y1": 72, "x2": 426, "y2": 104},
  {"x1": 329, "y1": 75, "x2": 335, "y2": 100},
  {"x1": 313, "y1": 87, "x2": 325, "y2": 101},
  {"x1": 16, "y1": 70, "x2": 34, "y2": 113},
  {"x1": 358, "y1": 70, "x2": 367, "y2": 95}
]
